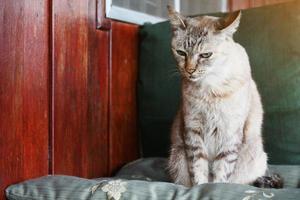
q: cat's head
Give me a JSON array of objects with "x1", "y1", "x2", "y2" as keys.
[{"x1": 168, "y1": 6, "x2": 242, "y2": 82}]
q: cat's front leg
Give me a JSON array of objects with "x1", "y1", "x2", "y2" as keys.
[
  {"x1": 212, "y1": 147, "x2": 239, "y2": 183},
  {"x1": 185, "y1": 131, "x2": 209, "y2": 185}
]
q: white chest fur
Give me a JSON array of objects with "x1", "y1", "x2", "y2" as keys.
[{"x1": 182, "y1": 81, "x2": 250, "y2": 160}]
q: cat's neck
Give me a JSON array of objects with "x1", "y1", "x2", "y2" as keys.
[
  {"x1": 181, "y1": 74, "x2": 248, "y2": 102},
  {"x1": 181, "y1": 78, "x2": 209, "y2": 101}
]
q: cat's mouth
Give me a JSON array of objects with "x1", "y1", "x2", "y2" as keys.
[
  {"x1": 186, "y1": 71, "x2": 206, "y2": 81},
  {"x1": 187, "y1": 74, "x2": 202, "y2": 82},
  {"x1": 181, "y1": 69, "x2": 206, "y2": 82}
]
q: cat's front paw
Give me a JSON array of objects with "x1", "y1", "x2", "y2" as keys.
[
  {"x1": 194, "y1": 177, "x2": 209, "y2": 185},
  {"x1": 212, "y1": 175, "x2": 229, "y2": 184},
  {"x1": 212, "y1": 179, "x2": 229, "y2": 184}
]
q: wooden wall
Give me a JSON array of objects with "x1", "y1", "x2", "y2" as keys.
[
  {"x1": 0, "y1": 1, "x2": 50, "y2": 199},
  {"x1": 229, "y1": 0, "x2": 293, "y2": 11},
  {"x1": 0, "y1": 0, "x2": 139, "y2": 199},
  {"x1": 52, "y1": 0, "x2": 111, "y2": 178},
  {"x1": 109, "y1": 21, "x2": 139, "y2": 175}
]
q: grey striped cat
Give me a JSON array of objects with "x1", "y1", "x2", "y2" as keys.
[{"x1": 167, "y1": 6, "x2": 282, "y2": 188}]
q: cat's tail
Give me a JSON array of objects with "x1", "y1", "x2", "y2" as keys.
[{"x1": 253, "y1": 173, "x2": 283, "y2": 188}]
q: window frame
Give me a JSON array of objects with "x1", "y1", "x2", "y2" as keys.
[
  {"x1": 105, "y1": 0, "x2": 228, "y2": 25},
  {"x1": 105, "y1": 0, "x2": 181, "y2": 25}
]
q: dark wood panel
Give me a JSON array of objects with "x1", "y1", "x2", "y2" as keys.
[
  {"x1": 52, "y1": 0, "x2": 109, "y2": 178},
  {"x1": 109, "y1": 21, "x2": 140, "y2": 174},
  {"x1": 86, "y1": 0, "x2": 110, "y2": 178},
  {"x1": 0, "y1": 0, "x2": 49, "y2": 199}
]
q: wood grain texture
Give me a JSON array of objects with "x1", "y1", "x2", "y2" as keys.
[
  {"x1": 0, "y1": 2, "x2": 140, "y2": 196},
  {"x1": 0, "y1": 0, "x2": 49, "y2": 199},
  {"x1": 229, "y1": 0, "x2": 293, "y2": 11},
  {"x1": 52, "y1": 0, "x2": 109, "y2": 178},
  {"x1": 228, "y1": 0, "x2": 251, "y2": 11},
  {"x1": 109, "y1": 21, "x2": 140, "y2": 174}
]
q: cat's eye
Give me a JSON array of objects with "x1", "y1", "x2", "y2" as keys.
[
  {"x1": 176, "y1": 50, "x2": 187, "y2": 57},
  {"x1": 200, "y1": 52, "x2": 213, "y2": 58}
]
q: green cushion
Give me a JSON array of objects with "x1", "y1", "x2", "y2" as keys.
[
  {"x1": 116, "y1": 158, "x2": 300, "y2": 188},
  {"x1": 6, "y1": 176, "x2": 300, "y2": 200},
  {"x1": 138, "y1": 1, "x2": 300, "y2": 164},
  {"x1": 6, "y1": 158, "x2": 300, "y2": 200}
]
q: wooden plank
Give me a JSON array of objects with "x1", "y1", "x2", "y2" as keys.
[
  {"x1": 229, "y1": 0, "x2": 293, "y2": 11},
  {"x1": 0, "y1": 0, "x2": 49, "y2": 199},
  {"x1": 228, "y1": 0, "x2": 251, "y2": 11},
  {"x1": 109, "y1": 21, "x2": 140, "y2": 174},
  {"x1": 52, "y1": 0, "x2": 109, "y2": 178},
  {"x1": 251, "y1": 0, "x2": 266, "y2": 7},
  {"x1": 86, "y1": 0, "x2": 110, "y2": 178},
  {"x1": 263, "y1": 0, "x2": 293, "y2": 6}
]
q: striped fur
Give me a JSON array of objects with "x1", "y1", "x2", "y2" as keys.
[{"x1": 167, "y1": 6, "x2": 268, "y2": 187}]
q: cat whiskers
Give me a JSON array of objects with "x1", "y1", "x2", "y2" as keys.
[{"x1": 197, "y1": 70, "x2": 206, "y2": 74}]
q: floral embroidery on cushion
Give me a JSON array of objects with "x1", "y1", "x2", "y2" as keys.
[
  {"x1": 262, "y1": 192, "x2": 274, "y2": 198},
  {"x1": 245, "y1": 190, "x2": 257, "y2": 194},
  {"x1": 242, "y1": 196, "x2": 252, "y2": 200},
  {"x1": 90, "y1": 179, "x2": 110, "y2": 194},
  {"x1": 242, "y1": 190, "x2": 274, "y2": 200},
  {"x1": 101, "y1": 180, "x2": 127, "y2": 200}
]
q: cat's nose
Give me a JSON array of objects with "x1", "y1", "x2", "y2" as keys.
[{"x1": 186, "y1": 68, "x2": 196, "y2": 75}]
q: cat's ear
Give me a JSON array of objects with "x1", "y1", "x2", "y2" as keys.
[
  {"x1": 167, "y1": 5, "x2": 187, "y2": 30},
  {"x1": 216, "y1": 11, "x2": 241, "y2": 36}
]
